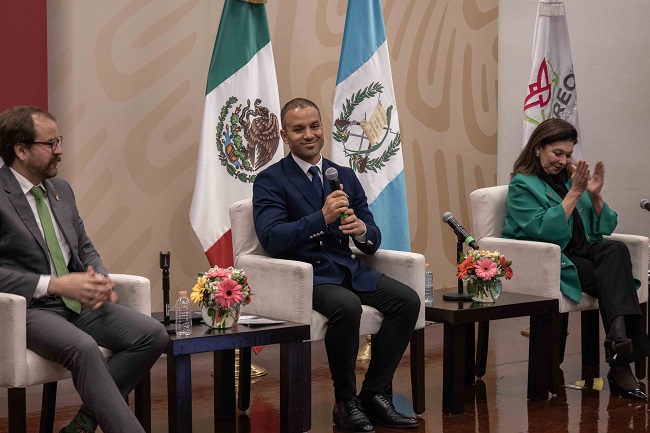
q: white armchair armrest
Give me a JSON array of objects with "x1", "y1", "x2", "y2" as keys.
[
  {"x1": 479, "y1": 236, "x2": 561, "y2": 300},
  {"x1": 236, "y1": 254, "x2": 313, "y2": 325},
  {"x1": 355, "y1": 248, "x2": 426, "y2": 329},
  {"x1": 0, "y1": 293, "x2": 27, "y2": 387},
  {"x1": 110, "y1": 274, "x2": 151, "y2": 316}
]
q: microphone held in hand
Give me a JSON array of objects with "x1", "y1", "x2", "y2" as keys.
[
  {"x1": 442, "y1": 212, "x2": 479, "y2": 249},
  {"x1": 324, "y1": 167, "x2": 349, "y2": 220},
  {"x1": 641, "y1": 199, "x2": 650, "y2": 212}
]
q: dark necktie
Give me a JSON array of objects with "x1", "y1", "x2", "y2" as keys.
[
  {"x1": 31, "y1": 186, "x2": 82, "y2": 314},
  {"x1": 308, "y1": 166, "x2": 323, "y2": 203}
]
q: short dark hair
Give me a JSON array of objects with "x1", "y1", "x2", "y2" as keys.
[
  {"x1": 0, "y1": 106, "x2": 55, "y2": 166},
  {"x1": 511, "y1": 118, "x2": 578, "y2": 178},
  {"x1": 280, "y1": 98, "x2": 320, "y2": 129}
]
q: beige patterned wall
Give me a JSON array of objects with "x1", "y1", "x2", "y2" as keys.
[{"x1": 47, "y1": 0, "x2": 497, "y2": 311}]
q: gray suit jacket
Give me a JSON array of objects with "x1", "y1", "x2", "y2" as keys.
[{"x1": 0, "y1": 165, "x2": 106, "y2": 306}]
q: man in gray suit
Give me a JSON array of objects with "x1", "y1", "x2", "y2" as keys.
[{"x1": 0, "y1": 106, "x2": 168, "y2": 433}]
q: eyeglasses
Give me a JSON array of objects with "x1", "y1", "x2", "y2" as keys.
[{"x1": 29, "y1": 136, "x2": 63, "y2": 151}]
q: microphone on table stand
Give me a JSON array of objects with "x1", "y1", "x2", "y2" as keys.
[
  {"x1": 441, "y1": 212, "x2": 478, "y2": 301},
  {"x1": 160, "y1": 252, "x2": 175, "y2": 334},
  {"x1": 442, "y1": 212, "x2": 479, "y2": 250}
]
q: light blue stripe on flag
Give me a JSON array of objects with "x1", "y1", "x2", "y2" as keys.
[
  {"x1": 332, "y1": 0, "x2": 411, "y2": 252},
  {"x1": 336, "y1": 0, "x2": 386, "y2": 85},
  {"x1": 368, "y1": 172, "x2": 410, "y2": 252}
]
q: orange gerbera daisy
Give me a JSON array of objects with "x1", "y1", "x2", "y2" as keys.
[{"x1": 457, "y1": 256, "x2": 474, "y2": 279}]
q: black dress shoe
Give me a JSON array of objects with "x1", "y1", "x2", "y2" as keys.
[
  {"x1": 604, "y1": 338, "x2": 633, "y2": 363},
  {"x1": 361, "y1": 393, "x2": 419, "y2": 429},
  {"x1": 607, "y1": 370, "x2": 647, "y2": 400},
  {"x1": 333, "y1": 396, "x2": 374, "y2": 433}
]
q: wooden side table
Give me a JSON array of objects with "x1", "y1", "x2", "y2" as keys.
[
  {"x1": 165, "y1": 318, "x2": 310, "y2": 433},
  {"x1": 426, "y1": 290, "x2": 559, "y2": 414}
]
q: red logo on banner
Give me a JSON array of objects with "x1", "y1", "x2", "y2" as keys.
[{"x1": 524, "y1": 59, "x2": 552, "y2": 111}]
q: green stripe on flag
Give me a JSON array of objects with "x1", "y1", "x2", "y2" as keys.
[{"x1": 206, "y1": 0, "x2": 271, "y2": 95}]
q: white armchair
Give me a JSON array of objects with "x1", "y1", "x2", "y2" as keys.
[
  {"x1": 469, "y1": 185, "x2": 649, "y2": 371},
  {"x1": 0, "y1": 274, "x2": 153, "y2": 433},
  {"x1": 229, "y1": 199, "x2": 426, "y2": 427}
]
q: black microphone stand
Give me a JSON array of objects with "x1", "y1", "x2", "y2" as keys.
[
  {"x1": 442, "y1": 236, "x2": 472, "y2": 301},
  {"x1": 160, "y1": 252, "x2": 175, "y2": 334}
]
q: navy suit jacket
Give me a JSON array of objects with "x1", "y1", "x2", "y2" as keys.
[
  {"x1": 252, "y1": 156, "x2": 382, "y2": 291},
  {"x1": 0, "y1": 165, "x2": 106, "y2": 306}
]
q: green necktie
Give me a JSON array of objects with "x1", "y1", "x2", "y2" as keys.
[{"x1": 31, "y1": 186, "x2": 82, "y2": 314}]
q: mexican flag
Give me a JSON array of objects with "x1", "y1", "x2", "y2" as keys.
[
  {"x1": 523, "y1": 0, "x2": 581, "y2": 158},
  {"x1": 190, "y1": 0, "x2": 282, "y2": 267},
  {"x1": 330, "y1": 0, "x2": 410, "y2": 252}
]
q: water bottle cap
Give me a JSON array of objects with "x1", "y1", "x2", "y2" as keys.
[{"x1": 179, "y1": 290, "x2": 187, "y2": 296}]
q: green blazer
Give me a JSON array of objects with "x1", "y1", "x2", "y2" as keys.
[{"x1": 502, "y1": 173, "x2": 618, "y2": 303}]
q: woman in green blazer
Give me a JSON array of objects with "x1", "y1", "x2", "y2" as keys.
[{"x1": 503, "y1": 118, "x2": 649, "y2": 400}]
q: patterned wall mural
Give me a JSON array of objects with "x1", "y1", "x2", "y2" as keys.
[{"x1": 47, "y1": 0, "x2": 497, "y2": 311}]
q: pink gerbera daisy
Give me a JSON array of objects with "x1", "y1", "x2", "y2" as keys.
[
  {"x1": 475, "y1": 258, "x2": 498, "y2": 280},
  {"x1": 215, "y1": 279, "x2": 244, "y2": 308},
  {"x1": 205, "y1": 268, "x2": 232, "y2": 279}
]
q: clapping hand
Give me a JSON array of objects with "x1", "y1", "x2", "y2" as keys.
[
  {"x1": 570, "y1": 160, "x2": 590, "y2": 193},
  {"x1": 586, "y1": 161, "x2": 605, "y2": 199}
]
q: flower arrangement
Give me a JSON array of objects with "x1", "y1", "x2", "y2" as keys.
[
  {"x1": 190, "y1": 266, "x2": 253, "y2": 328},
  {"x1": 457, "y1": 250, "x2": 513, "y2": 301}
]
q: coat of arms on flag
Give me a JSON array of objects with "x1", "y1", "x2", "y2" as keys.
[
  {"x1": 333, "y1": 83, "x2": 401, "y2": 174},
  {"x1": 216, "y1": 97, "x2": 280, "y2": 183}
]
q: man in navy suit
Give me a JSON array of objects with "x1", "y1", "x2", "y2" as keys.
[
  {"x1": 253, "y1": 98, "x2": 419, "y2": 432},
  {"x1": 0, "y1": 106, "x2": 168, "y2": 433}
]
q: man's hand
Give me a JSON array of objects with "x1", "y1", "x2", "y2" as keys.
[
  {"x1": 322, "y1": 184, "x2": 349, "y2": 224},
  {"x1": 338, "y1": 208, "x2": 366, "y2": 237},
  {"x1": 47, "y1": 266, "x2": 115, "y2": 310}
]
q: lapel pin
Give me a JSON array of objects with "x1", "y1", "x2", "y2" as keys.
[{"x1": 55, "y1": 194, "x2": 60, "y2": 201}]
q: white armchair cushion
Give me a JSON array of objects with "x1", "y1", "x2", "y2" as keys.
[{"x1": 0, "y1": 274, "x2": 151, "y2": 388}]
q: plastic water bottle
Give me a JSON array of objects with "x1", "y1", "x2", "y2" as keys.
[
  {"x1": 175, "y1": 291, "x2": 192, "y2": 336},
  {"x1": 425, "y1": 263, "x2": 434, "y2": 306}
]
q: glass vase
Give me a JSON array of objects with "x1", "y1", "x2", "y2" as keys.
[
  {"x1": 467, "y1": 279, "x2": 502, "y2": 303},
  {"x1": 201, "y1": 305, "x2": 241, "y2": 329}
]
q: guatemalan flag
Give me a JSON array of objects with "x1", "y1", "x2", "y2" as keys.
[
  {"x1": 331, "y1": 0, "x2": 410, "y2": 252},
  {"x1": 523, "y1": 0, "x2": 581, "y2": 158},
  {"x1": 190, "y1": 0, "x2": 282, "y2": 267}
]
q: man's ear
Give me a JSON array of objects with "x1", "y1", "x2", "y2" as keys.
[
  {"x1": 13, "y1": 143, "x2": 28, "y2": 162},
  {"x1": 280, "y1": 129, "x2": 288, "y2": 144}
]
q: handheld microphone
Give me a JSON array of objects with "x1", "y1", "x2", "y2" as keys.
[
  {"x1": 442, "y1": 212, "x2": 479, "y2": 250},
  {"x1": 641, "y1": 199, "x2": 650, "y2": 212},
  {"x1": 324, "y1": 167, "x2": 349, "y2": 220}
]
